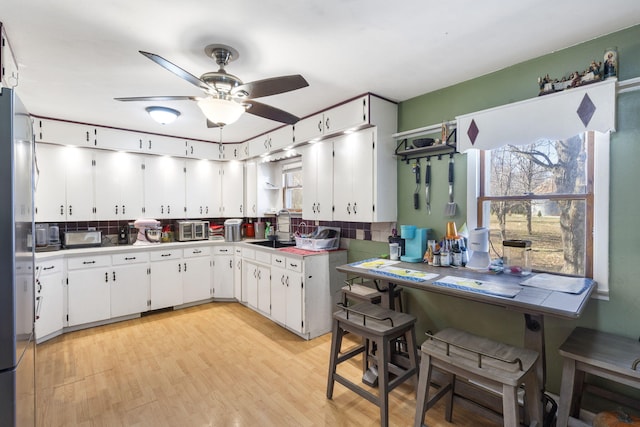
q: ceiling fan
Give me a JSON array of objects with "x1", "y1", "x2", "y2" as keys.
[{"x1": 115, "y1": 44, "x2": 309, "y2": 128}]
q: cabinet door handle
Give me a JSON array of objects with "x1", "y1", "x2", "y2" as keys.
[
  {"x1": 68, "y1": 205, "x2": 73, "y2": 216},
  {"x1": 353, "y1": 202, "x2": 357, "y2": 214},
  {"x1": 60, "y1": 205, "x2": 64, "y2": 216},
  {"x1": 346, "y1": 202, "x2": 351, "y2": 214},
  {"x1": 281, "y1": 275, "x2": 285, "y2": 285},
  {"x1": 178, "y1": 263, "x2": 181, "y2": 273},
  {"x1": 83, "y1": 260, "x2": 96, "y2": 265},
  {"x1": 113, "y1": 271, "x2": 116, "y2": 281},
  {"x1": 86, "y1": 131, "x2": 90, "y2": 142},
  {"x1": 161, "y1": 253, "x2": 172, "y2": 257},
  {"x1": 43, "y1": 265, "x2": 55, "y2": 271},
  {"x1": 317, "y1": 203, "x2": 320, "y2": 213},
  {"x1": 276, "y1": 259, "x2": 282, "y2": 264},
  {"x1": 200, "y1": 206, "x2": 203, "y2": 215},
  {"x1": 115, "y1": 205, "x2": 118, "y2": 215},
  {"x1": 167, "y1": 205, "x2": 171, "y2": 214},
  {"x1": 229, "y1": 260, "x2": 232, "y2": 268},
  {"x1": 148, "y1": 140, "x2": 152, "y2": 150},
  {"x1": 122, "y1": 205, "x2": 125, "y2": 215},
  {"x1": 105, "y1": 272, "x2": 109, "y2": 282},
  {"x1": 325, "y1": 117, "x2": 330, "y2": 131},
  {"x1": 184, "y1": 263, "x2": 187, "y2": 272},
  {"x1": 317, "y1": 120, "x2": 322, "y2": 132},
  {"x1": 285, "y1": 276, "x2": 289, "y2": 287},
  {"x1": 289, "y1": 263, "x2": 298, "y2": 268},
  {"x1": 125, "y1": 257, "x2": 136, "y2": 261},
  {"x1": 312, "y1": 202, "x2": 316, "y2": 214},
  {"x1": 193, "y1": 249, "x2": 202, "y2": 254},
  {"x1": 161, "y1": 205, "x2": 164, "y2": 214}
]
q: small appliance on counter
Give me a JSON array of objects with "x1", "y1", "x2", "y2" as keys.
[
  {"x1": 399, "y1": 225, "x2": 427, "y2": 263},
  {"x1": 117, "y1": 225, "x2": 129, "y2": 245},
  {"x1": 466, "y1": 227, "x2": 490, "y2": 270},
  {"x1": 175, "y1": 220, "x2": 209, "y2": 241},
  {"x1": 33, "y1": 223, "x2": 61, "y2": 252},
  {"x1": 133, "y1": 218, "x2": 161, "y2": 245},
  {"x1": 224, "y1": 219, "x2": 243, "y2": 242},
  {"x1": 63, "y1": 230, "x2": 102, "y2": 249}
]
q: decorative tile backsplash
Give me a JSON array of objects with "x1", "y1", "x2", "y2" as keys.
[{"x1": 44, "y1": 218, "x2": 397, "y2": 243}]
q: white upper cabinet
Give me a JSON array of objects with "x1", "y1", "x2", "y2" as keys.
[
  {"x1": 333, "y1": 131, "x2": 374, "y2": 222},
  {"x1": 35, "y1": 118, "x2": 99, "y2": 148},
  {"x1": 94, "y1": 150, "x2": 145, "y2": 220},
  {"x1": 143, "y1": 155, "x2": 186, "y2": 219},
  {"x1": 218, "y1": 161, "x2": 245, "y2": 217},
  {"x1": 301, "y1": 140, "x2": 334, "y2": 221},
  {"x1": 293, "y1": 95, "x2": 369, "y2": 144},
  {"x1": 185, "y1": 158, "x2": 218, "y2": 218},
  {"x1": 34, "y1": 144, "x2": 95, "y2": 222},
  {"x1": 1, "y1": 24, "x2": 19, "y2": 88},
  {"x1": 246, "y1": 126, "x2": 294, "y2": 158}
]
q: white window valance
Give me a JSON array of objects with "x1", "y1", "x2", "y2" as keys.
[{"x1": 456, "y1": 78, "x2": 617, "y2": 152}]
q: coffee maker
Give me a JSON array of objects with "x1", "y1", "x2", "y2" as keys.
[
  {"x1": 399, "y1": 225, "x2": 428, "y2": 263},
  {"x1": 117, "y1": 224, "x2": 129, "y2": 245}
]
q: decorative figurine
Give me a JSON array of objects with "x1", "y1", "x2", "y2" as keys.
[{"x1": 603, "y1": 47, "x2": 618, "y2": 79}]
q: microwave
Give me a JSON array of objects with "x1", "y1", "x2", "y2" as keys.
[{"x1": 175, "y1": 220, "x2": 210, "y2": 241}]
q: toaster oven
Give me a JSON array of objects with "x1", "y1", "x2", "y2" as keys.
[{"x1": 175, "y1": 220, "x2": 209, "y2": 241}]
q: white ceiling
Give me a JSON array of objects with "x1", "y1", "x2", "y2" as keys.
[{"x1": 2, "y1": 1, "x2": 639, "y2": 143}]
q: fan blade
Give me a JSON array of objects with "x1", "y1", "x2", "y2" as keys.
[
  {"x1": 139, "y1": 51, "x2": 210, "y2": 91},
  {"x1": 245, "y1": 100, "x2": 300, "y2": 125},
  {"x1": 114, "y1": 96, "x2": 197, "y2": 102},
  {"x1": 206, "y1": 119, "x2": 221, "y2": 128},
  {"x1": 234, "y1": 75, "x2": 308, "y2": 99}
]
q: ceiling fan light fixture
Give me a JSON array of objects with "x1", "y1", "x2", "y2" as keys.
[
  {"x1": 197, "y1": 97, "x2": 245, "y2": 126},
  {"x1": 146, "y1": 106, "x2": 180, "y2": 124}
]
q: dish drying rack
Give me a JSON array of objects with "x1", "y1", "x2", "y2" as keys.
[{"x1": 295, "y1": 226, "x2": 340, "y2": 251}]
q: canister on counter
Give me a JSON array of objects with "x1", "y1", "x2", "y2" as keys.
[{"x1": 502, "y1": 239, "x2": 532, "y2": 275}]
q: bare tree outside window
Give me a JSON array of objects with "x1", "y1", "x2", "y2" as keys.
[{"x1": 481, "y1": 134, "x2": 592, "y2": 276}]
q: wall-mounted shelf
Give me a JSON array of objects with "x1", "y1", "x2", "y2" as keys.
[{"x1": 395, "y1": 128, "x2": 457, "y2": 163}]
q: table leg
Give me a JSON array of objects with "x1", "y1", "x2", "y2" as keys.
[{"x1": 523, "y1": 313, "x2": 545, "y2": 391}]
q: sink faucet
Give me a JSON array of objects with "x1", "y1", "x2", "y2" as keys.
[{"x1": 276, "y1": 209, "x2": 292, "y2": 242}]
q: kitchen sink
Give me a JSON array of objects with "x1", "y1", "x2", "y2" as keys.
[{"x1": 248, "y1": 240, "x2": 297, "y2": 249}]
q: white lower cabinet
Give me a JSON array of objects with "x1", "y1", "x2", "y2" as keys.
[
  {"x1": 34, "y1": 259, "x2": 64, "y2": 342},
  {"x1": 182, "y1": 246, "x2": 212, "y2": 304},
  {"x1": 242, "y1": 248, "x2": 271, "y2": 313},
  {"x1": 149, "y1": 249, "x2": 183, "y2": 310},
  {"x1": 243, "y1": 245, "x2": 348, "y2": 339},
  {"x1": 212, "y1": 246, "x2": 234, "y2": 299},
  {"x1": 110, "y1": 252, "x2": 150, "y2": 318},
  {"x1": 270, "y1": 254, "x2": 303, "y2": 334},
  {"x1": 67, "y1": 255, "x2": 111, "y2": 327},
  {"x1": 234, "y1": 247, "x2": 243, "y2": 301}
]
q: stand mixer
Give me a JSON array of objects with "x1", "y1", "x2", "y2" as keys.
[{"x1": 133, "y1": 218, "x2": 161, "y2": 245}]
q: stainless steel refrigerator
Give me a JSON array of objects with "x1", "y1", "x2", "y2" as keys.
[{"x1": 0, "y1": 87, "x2": 36, "y2": 426}]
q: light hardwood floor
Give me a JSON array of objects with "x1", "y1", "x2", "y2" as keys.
[{"x1": 35, "y1": 302, "x2": 501, "y2": 426}]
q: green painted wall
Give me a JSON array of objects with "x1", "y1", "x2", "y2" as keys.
[{"x1": 355, "y1": 25, "x2": 640, "y2": 398}]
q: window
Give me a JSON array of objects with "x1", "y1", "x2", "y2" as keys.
[
  {"x1": 282, "y1": 162, "x2": 303, "y2": 211},
  {"x1": 467, "y1": 131, "x2": 610, "y2": 296}
]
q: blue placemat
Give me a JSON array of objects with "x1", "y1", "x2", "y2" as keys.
[{"x1": 433, "y1": 276, "x2": 521, "y2": 298}]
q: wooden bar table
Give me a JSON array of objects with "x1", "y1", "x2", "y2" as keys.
[{"x1": 336, "y1": 259, "x2": 596, "y2": 400}]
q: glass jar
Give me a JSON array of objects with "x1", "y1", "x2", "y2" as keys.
[{"x1": 502, "y1": 240, "x2": 532, "y2": 275}]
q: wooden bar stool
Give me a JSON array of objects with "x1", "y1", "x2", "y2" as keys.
[
  {"x1": 326, "y1": 302, "x2": 418, "y2": 427},
  {"x1": 557, "y1": 327, "x2": 640, "y2": 427},
  {"x1": 414, "y1": 328, "x2": 542, "y2": 427},
  {"x1": 341, "y1": 277, "x2": 404, "y2": 312}
]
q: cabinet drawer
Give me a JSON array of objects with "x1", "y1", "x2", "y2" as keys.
[
  {"x1": 212, "y1": 246, "x2": 232, "y2": 256},
  {"x1": 255, "y1": 250, "x2": 271, "y2": 264},
  {"x1": 184, "y1": 246, "x2": 211, "y2": 258},
  {"x1": 112, "y1": 252, "x2": 149, "y2": 265},
  {"x1": 67, "y1": 255, "x2": 110, "y2": 270},
  {"x1": 242, "y1": 248, "x2": 255, "y2": 259},
  {"x1": 149, "y1": 249, "x2": 182, "y2": 261},
  {"x1": 36, "y1": 259, "x2": 64, "y2": 276},
  {"x1": 272, "y1": 253, "x2": 286, "y2": 268},
  {"x1": 286, "y1": 257, "x2": 303, "y2": 273}
]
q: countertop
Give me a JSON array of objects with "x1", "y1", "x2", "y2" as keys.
[{"x1": 34, "y1": 238, "x2": 339, "y2": 260}]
